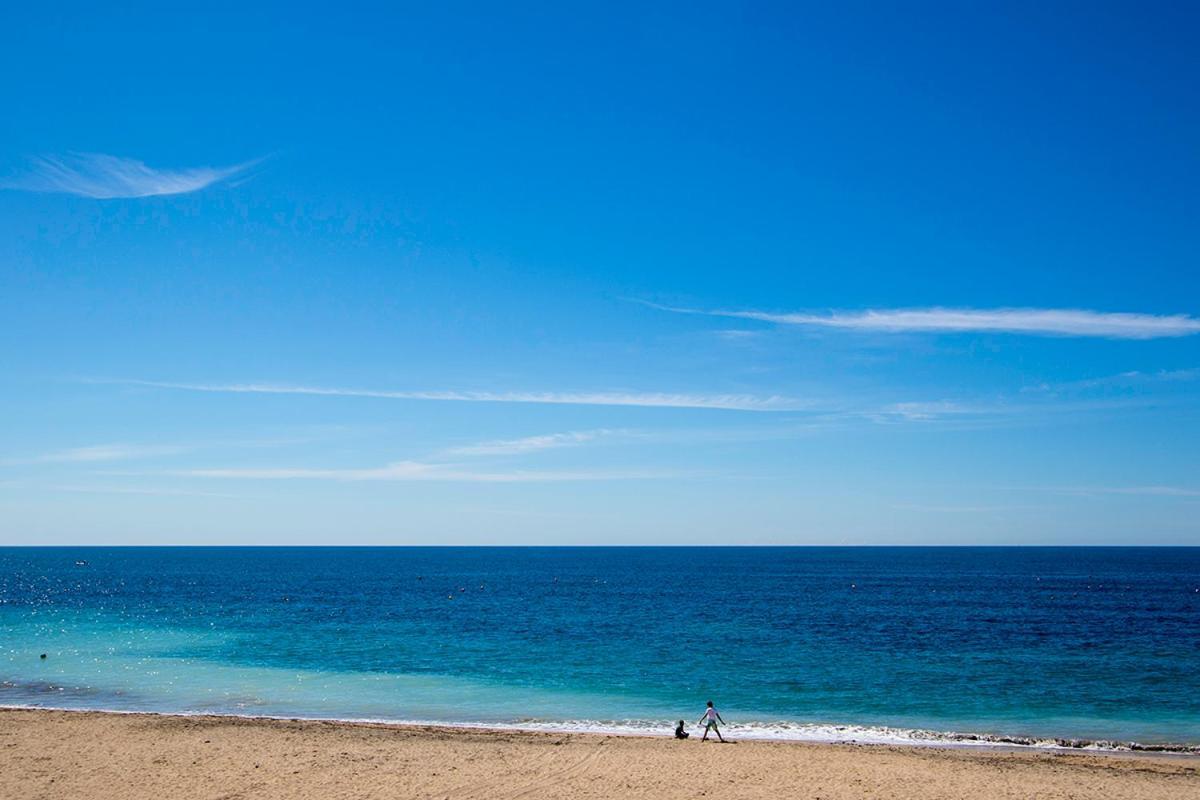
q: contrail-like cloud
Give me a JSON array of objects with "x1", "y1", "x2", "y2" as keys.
[
  {"x1": 645, "y1": 302, "x2": 1200, "y2": 339},
  {"x1": 1023, "y1": 367, "x2": 1199, "y2": 394},
  {"x1": 1050, "y1": 485, "x2": 1200, "y2": 498},
  {"x1": 101, "y1": 379, "x2": 803, "y2": 412},
  {"x1": 172, "y1": 461, "x2": 681, "y2": 483},
  {"x1": 1, "y1": 153, "x2": 258, "y2": 198},
  {"x1": 4, "y1": 434, "x2": 323, "y2": 467},
  {"x1": 32, "y1": 444, "x2": 188, "y2": 463},
  {"x1": 445, "y1": 430, "x2": 618, "y2": 456}
]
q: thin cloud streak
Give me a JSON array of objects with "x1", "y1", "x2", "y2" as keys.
[
  {"x1": 1051, "y1": 485, "x2": 1200, "y2": 498},
  {"x1": 88, "y1": 380, "x2": 1167, "y2": 435},
  {"x1": 1023, "y1": 367, "x2": 1200, "y2": 394},
  {"x1": 647, "y1": 302, "x2": 1200, "y2": 339},
  {"x1": 1, "y1": 153, "x2": 258, "y2": 198},
  {"x1": 32, "y1": 444, "x2": 187, "y2": 463},
  {"x1": 6, "y1": 434, "x2": 323, "y2": 467},
  {"x1": 864, "y1": 401, "x2": 979, "y2": 423},
  {"x1": 446, "y1": 430, "x2": 618, "y2": 456},
  {"x1": 172, "y1": 460, "x2": 682, "y2": 483},
  {"x1": 53, "y1": 484, "x2": 242, "y2": 498},
  {"x1": 890, "y1": 502, "x2": 1041, "y2": 513},
  {"x1": 102, "y1": 379, "x2": 803, "y2": 412}
]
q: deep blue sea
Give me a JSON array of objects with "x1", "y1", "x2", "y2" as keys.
[{"x1": 2, "y1": 547, "x2": 1198, "y2": 751}]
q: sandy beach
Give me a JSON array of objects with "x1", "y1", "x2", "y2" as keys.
[{"x1": 2, "y1": 709, "x2": 1197, "y2": 800}]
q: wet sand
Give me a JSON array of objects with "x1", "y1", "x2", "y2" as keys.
[{"x1": 3, "y1": 708, "x2": 1197, "y2": 799}]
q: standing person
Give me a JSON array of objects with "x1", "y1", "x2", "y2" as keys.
[{"x1": 698, "y1": 700, "x2": 725, "y2": 742}]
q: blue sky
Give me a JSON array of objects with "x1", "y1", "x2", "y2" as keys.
[{"x1": 1, "y1": 2, "x2": 1197, "y2": 544}]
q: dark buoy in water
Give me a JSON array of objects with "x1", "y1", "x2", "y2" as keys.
[{"x1": 40, "y1": 653, "x2": 47, "y2": 659}]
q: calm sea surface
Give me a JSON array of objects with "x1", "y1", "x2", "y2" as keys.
[{"x1": 2, "y1": 547, "x2": 1197, "y2": 749}]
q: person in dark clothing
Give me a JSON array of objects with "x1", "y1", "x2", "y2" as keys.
[{"x1": 674, "y1": 720, "x2": 690, "y2": 739}]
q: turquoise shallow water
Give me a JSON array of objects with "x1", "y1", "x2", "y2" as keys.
[{"x1": 2, "y1": 547, "x2": 1198, "y2": 750}]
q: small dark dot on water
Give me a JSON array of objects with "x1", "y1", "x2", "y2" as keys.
[{"x1": 40, "y1": 654, "x2": 47, "y2": 659}]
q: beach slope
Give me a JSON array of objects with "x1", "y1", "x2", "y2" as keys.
[{"x1": 3, "y1": 709, "x2": 1196, "y2": 800}]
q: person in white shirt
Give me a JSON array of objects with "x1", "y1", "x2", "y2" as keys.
[{"x1": 698, "y1": 700, "x2": 725, "y2": 742}]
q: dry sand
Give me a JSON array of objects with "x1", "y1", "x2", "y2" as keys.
[{"x1": 2, "y1": 708, "x2": 1197, "y2": 800}]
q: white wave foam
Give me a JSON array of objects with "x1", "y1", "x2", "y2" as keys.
[
  {"x1": 6, "y1": 701, "x2": 1193, "y2": 755},
  {"x1": 420, "y1": 718, "x2": 1198, "y2": 753}
]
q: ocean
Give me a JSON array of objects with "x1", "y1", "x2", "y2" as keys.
[{"x1": 2, "y1": 547, "x2": 1197, "y2": 751}]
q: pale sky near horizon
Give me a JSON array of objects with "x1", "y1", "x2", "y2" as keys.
[{"x1": 1, "y1": 2, "x2": 1198, "y2": 545}]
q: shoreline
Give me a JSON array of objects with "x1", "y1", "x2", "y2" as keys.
[
  {"x1": 4, "y1": 707, "x2": 1197, "y2": 800},
  {"x1": 3, "y1": 702, "x2": 1198, "y2": 758}
]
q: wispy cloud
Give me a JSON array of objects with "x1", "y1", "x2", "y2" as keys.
[
  {"x1": 6, "y1": 435, "x2": 317, "y2": 467},
  {"x1": 713, "y1": 329, "x2": 761, "y2": 342},
  {"x1": 864, "y1": 401, "x2": 981, "y2": 423},
  {"x1": 172, "y1": 460, "x2": 681, "y2": 483},
  {"x1": 856, "y1": 395, "x2": 1173, "y2": 428},
  {"x1": 86, "y1": 380, "x2": 1153, "y2": 437},
  {"x1": 645, "y1": 302, "x2": 1200, "y2": 339},
  {"x1": 52, "y1": 484, "x2": 241, "y2": 498},
  {"x1": 98, "y1": 379, "x2": 803, "y2": 412},
  {"x1": 1049, "y1": 485, "x2": 1200, "y2": 498},
  {"x1": 1023, "y1": 368, "x2": 1200, "y2": 394},
  {"x1": 890, "y1": 502, "x2": 1039, "y2": 513},
  {"x1": 29, "y1": 444, "x2": 187, "y2": 464},
  {"x1": 445, "y1": 430, "x2": 618, "y2": 456},
  {"x1": 1, "y1": 153, "x2": 258, "y2": 198}
]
